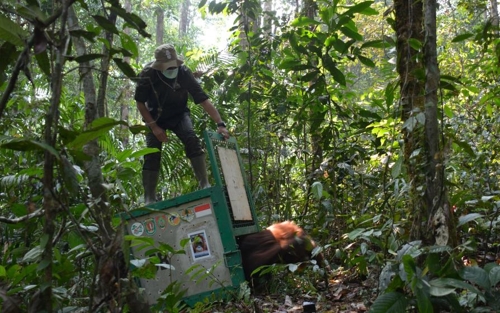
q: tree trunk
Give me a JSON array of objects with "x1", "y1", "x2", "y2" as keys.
[
  {"x1": 262, "y1": 0, "x2": 273, "y2": 36},
  {"x1": 394, "y1": 0, "x2": 427, "y2": 242},
  {"x1": 179, "y1": 0, "x2": 191, "y2": 37},
  {"x1": 423, "y1": 0, "x2": 456, "y2": 247},
  {"x1": 302, "y1": 0, "x2": 320, "y2": 218},
  {"x1": 491, "y1": 0, "x2": 499, "y2": 30},
  {"x1": 67, "y1": 5, "x2": 151, "y2": 312},
  {"x1": 120, "y1": 0, "x2": 132, "y2": 146},
  {"x1": 156, "y1": 7, "x2": 164, "y2": 44},
  {"x1": 40, "y1": 2, "x2": 72, "y2": 312},
  {"x1": 395, "y1": 0, "x2": 455, "y2": 246}
]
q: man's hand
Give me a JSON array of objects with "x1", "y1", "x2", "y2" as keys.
[
  {"x1": 217, "y1": 126, "x2": 230, "y2": 140},
  {"x1": 151, "y1": 124, "x2": 168, "y2": 142}
]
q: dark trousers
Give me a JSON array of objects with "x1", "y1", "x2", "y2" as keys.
[{"x1": 143, "y1": 112, "x2": 204, "y2": 171}]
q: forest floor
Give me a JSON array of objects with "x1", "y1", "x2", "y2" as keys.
[
  {"x1": 209, "y1": 266, "x2": 380, "y2": 313},
  {"x1": 252, "y1": 271, "x2": 377, "y2": 313}
]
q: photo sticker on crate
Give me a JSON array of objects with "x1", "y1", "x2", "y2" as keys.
[{"x1": 189, "y1": 230, "x2": 211, "y2": 260}]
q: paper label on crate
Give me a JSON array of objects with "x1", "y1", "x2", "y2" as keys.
[{"x1": 194, "y1": 203, "x2": 212, "y2": 218}]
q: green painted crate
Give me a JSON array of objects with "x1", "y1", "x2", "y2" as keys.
[{"x1": 121, "y1": 130, "x2": 259, "y2": 307}]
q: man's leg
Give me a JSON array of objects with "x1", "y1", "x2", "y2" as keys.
[
  {"x1": 143, "y1": 131, "x2": 162, "y2": 204},
  {"x1": 172, "y1": 113, "x2": 210, "y2": 189},
  {"x1": 190, "y1": 155, "x2": 210, "y2": 189}
]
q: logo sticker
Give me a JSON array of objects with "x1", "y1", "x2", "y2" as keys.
[
  {"x1": 130, "y1": 222, "x2": 144, "y2": 236},
  {"x1": 168, "y1": 212, "x2": 181, "y2": 226},
  {"x1": 179, "y1": 208, "x2": 195, "y2": 222},
  {"x1": 144, "y1": 218, "x2": 156, "y2": 235},
  {"x1": 155, "y1": 214, "x2": 168, "y2": 230}
]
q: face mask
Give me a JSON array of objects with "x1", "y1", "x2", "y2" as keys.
[{"x1": 162, "y1": 67, "x2": 178, "y2": 79}]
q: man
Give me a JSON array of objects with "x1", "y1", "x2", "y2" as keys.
[{"x1": 134, "y1": 43, "x2": 229, "y2": 204}]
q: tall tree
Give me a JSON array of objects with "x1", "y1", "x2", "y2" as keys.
[
  {"x1": 395, "y1": 0, "x2": 455, "y2": 246},
  {"x1": 156, "y1": 7, "x2": 165, "y2": 44},
  {"x1": 179, "y1": 0, "x2": 191, "y2": 36}
]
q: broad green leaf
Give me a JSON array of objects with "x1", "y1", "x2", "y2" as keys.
[
  {"x1": 126, "y1": 236, "x2": 156, "y2": 247},
  {"x1": 408, "y1": 38, "x2": 422, "y2": 50},
  {"x1": 74, "y1": 53, "x2": 105, "y2": 63},
  {"x1": 402, "y1": 116, "x2": 417, "y2": 132},
  {"x1": 287, "y1": 263, "x2": 299, "y2": 272},
  {"x1": 415, "y1": 112, "x2": 425, "y2": 125},
  {"x1": 129, "y1": 124, "x2": 149, "y2": 135},
  {"x1": 347, "y1": 228, "x2": 365, "y2": 240},
  {"x1": 0, "y1": 138, "x2": 60, "y2": 160},
  {"x1": 322, "y1": 54, "x2": 346, "y2": 86},
  {"x1": 361, "y1": 39, "x2": 393, "y2": 49},
  {"x1": 369, "y1": 292, "x2": 408, "y2": 313},
  {"x1": 278, "y1": 57, "x2": 303, "y2": 70},
  {"x1": 460, "y1": 266, "x2": 491, "y2": 290},
  {"x1": 156, "y1": 263, "x2": 175, "y2": 270},
  {"x1": 452, "y1": 33, "x2": 474, "y2": 42},
  {"x1": 357, "y1": 54, "x2": 375, "y2": 67},
  {"x1": 130, "y1": 147, "x2": 160, "y2": 159},
  {"x1": 402, "y1": 255, "x2": 417, "y2": 281},
  {"x1": 68, "y1": 118, "x2": 126, "y2": 149},
  {"x1": 397, "y1": 241, "x2": 422, "y2": 261},
  {"x1": 288, "y1": 32, "x2": 308, "y2": 54},
  {"x1": 0, "y1": 42, "x2": 17, "y2": 85},
  {"x1": 415, "y1": 285, "x2": 432, "y2": 313},
  {"x1": 340, "y1": 26, "x2": 363, "y2": 41},
  {"x1": 61, "y1": 156, "x2": 80, "y2": 195},
  {"x1": 291, "y1": 16, "x2": 321, "y2": 27},
  {"x1": 429, "y1": 285, "x2": 456, "y2": 297},
  {"x1": 113, "y1": 57, "x2": 137, "y2": 79},
  {"x1": 391, "y1": 157, "x2": 403, "y2": 178},
  {"x1": 40, "y1": 234, "x2": 49, "y2": 249},
  {"x1": 443, "y1": 104, "x2": 453, "y2": 118},
  {"x1": 430, "y1": 278, "x2": 483, "y2": 297},
  {"x1": 0, "y1": 265, "x2": 6, "y2": 277},
  {"x1": 130, "y1": 259, "x2": 147, "y2": 268},
  {"x1": 22, "y1": 246, "x2": 43, "y2": 263},
  {"x1": 92, "y1": 15, "x2": 119, "y2": 34},
  {"x1": 108, "y1": 6, "x2": 150, "y2": 38},
  {"x1": 35, "y1": 50, "x2": 51, "y2": 77},
  {"x1": 12, "y1": 264, "x2": 37, "y2": 287},
  {"x1": 69, "y1": 29, "x2": 98, "y2": 42},
  {"x1": 452, "y1": 140, "x2": 475, "y2": 157},
  {"x1": 457, "y1": 213, "x2": 483, "y2": 227},
  {"x1": 342, "y1": 1, "x2": 375, "y2": 17},
  {"x1": 16, "y1": 4, "x2": 48, "y2": 22},
  {"x1": 37, "y1": 259, "x2": 51, "y2": 271},
  {"x1": 116, "y1": 149, "x2": 133, "y2": 162},
  {"x1": 488, "y1": 266, "x2": 500, "y2": 287},
  {"x1": 119, "y1": 32, "x2": 137, "y2": 58},
  {"x1": 311, "y1": 181, "x2": 323, "y2": 200},
  {"x1": 385, "y1": 82, "x2": 396, "y2": 109},
  {"x1": 0, "y1": 14, "x2": 29, "y2": 46}
]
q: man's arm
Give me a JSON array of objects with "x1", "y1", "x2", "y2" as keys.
[
  {"x1": 199, "y1": 99, "x2": 230, "y2": 139},
  {"x1": 137, "y1": 101, "x2": 168, "y2": 142}
]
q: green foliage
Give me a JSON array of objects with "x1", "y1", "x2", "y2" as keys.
[
  {"x1": 1, "y1": 0, "x2": 500, "y2": 310},
  {"x1": 371, "y1": 238, "x2": 500, "y2": 313}
]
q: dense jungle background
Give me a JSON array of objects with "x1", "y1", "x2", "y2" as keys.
[{"x1": 1, "y1": 0, "x2": 500, "y2": 312}]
